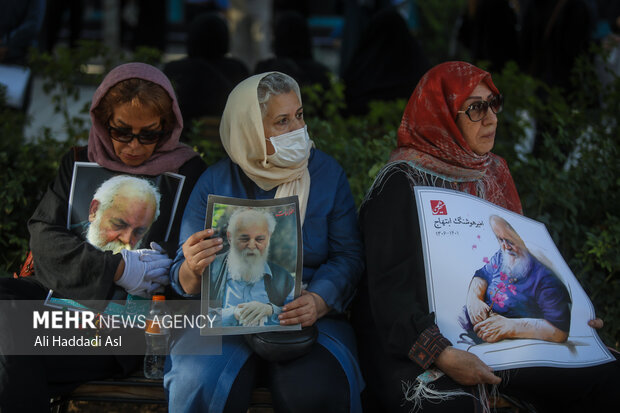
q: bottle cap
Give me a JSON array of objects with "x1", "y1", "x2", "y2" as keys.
[{"x1": 152, "y1": 295, "x2": 165, "y2": 301}]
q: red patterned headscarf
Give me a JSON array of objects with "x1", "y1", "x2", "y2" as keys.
[{"x1": 390, "y1": 61, "x2": 522, "y2": 214}]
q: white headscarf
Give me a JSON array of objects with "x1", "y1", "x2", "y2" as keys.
[{"x1": 219, "y1": 72, "x2": 312, "y2": 223}]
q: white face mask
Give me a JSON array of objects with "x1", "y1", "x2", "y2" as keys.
[{"x1": 267, "y1": 125, "x2": 310, "y2": 167}]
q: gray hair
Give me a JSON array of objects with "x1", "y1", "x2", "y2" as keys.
[
  {"x1": 257, "y1": 72, "x2": 302, "y2": 118},
  {"x1": 228, "y1": 208, "x2": 276, "y2": 236},
  {"x1": 93, "y1": 175, "x2": 161, "y2": 220}
]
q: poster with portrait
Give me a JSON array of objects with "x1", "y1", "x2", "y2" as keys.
[
  {"x1": 414, "y1": 186, "x2": 614, "y2": 370},
  {"x1": 200, "y1": 195, "x2": 303, "y2": 336},
  {"x1": 67, "y1": 162, "x2": 185, "y2": 251}
]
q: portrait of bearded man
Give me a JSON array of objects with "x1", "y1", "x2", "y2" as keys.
[
  {"x1": 209, "y1": 207, "x2": 295, "y2": 327},
  {"x1": 461, "y1": 215, "x2": 572, "y2": 344},
  {"x1": 84, "y1": 175, "x2": 161, "y2": 254}
]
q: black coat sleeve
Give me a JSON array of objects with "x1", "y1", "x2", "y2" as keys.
[
  {"x1": 359, "y1": 167, "x2": 438, "y2": 359},
  {"x1": 27, "y1": 148, "x2": 122, "y2": 301}
]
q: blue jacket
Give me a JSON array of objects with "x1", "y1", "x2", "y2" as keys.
[{"x1": 167, "y1": 148, "x2": 365, "y2": 412}]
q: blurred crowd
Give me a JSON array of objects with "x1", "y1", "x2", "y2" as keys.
[{"x1": 3, "y1": 0, "x2": 620, "y2": 121}]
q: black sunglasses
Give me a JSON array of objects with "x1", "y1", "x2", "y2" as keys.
[
  {"x1": 457, "y1": 95, "x2": 504, "y2": 122},
  {"x1": 107, "y1": 124, "x2": 169, "y2": 145}
]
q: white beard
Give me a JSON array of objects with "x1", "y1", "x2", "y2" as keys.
[
  {"x1": 227, "y1": 243, "x2": 270, "y2": 284},
  {"x1": 500, "y1": 249, "x2": 533, "y2": 281},
  {"x1": 86, "y1": 213, "x2": 136, "y2": 254}
]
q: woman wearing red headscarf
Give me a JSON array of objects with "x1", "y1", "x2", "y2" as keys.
[{"x1": 353, "y1": 61, "x2": 618, "y2": 412}]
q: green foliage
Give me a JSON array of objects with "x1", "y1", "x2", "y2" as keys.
[
  {"x1": 0, "y1": 97, "x2": 74, "y2": 276},
  {"x1": 490, "y1": 55, "x2": 620, "y2": 347},
  {"x1": 416, "y1": 0, "x2": 467, "y2": 64},
  {"x1": 302, "y1": 79, "x2": 404, "y2": 205},
  {"x1": 3, "y1": 40, "x2": 618, "y2": 348}
]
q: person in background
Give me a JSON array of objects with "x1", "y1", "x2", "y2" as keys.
[
  {"x1": 39, "y1": 0, "x2": 83, "y2": 52},
  {"x1": 165, "y1": 71, "x2": 364, "y2": 412},
  {"x1": 342, "y1": 7, "x2": 429, "y2": 116},
  {"x1": 353, "y1": 60, "x2": 619, "y2": 412},
  {"x1": 227, "y1": 0, "x2": 273, "y2": 71},
  {"x1": 186, "y1": 11, "x2": 249, "y2": 88},
  {"x1": 255, "y1": 11, "x2": 331, "y2": 91},
  {"x1": 0, "y1": 0, "x2": 46, "y2": 64},
  {"x1": 0, "y1": 62, "x2": 206, "y2": 412}
]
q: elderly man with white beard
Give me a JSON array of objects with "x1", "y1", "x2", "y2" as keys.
[
  {"x1": 463, "y1": 215, "x2": 572, "y2": 344},
  {"x1": 84, "y1": 175, "x2": 171, "y2": 297},
  {"x1": 210, "y1": 208, "x2": 295, "y2": 327}
]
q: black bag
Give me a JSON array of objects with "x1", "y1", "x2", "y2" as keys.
[{"x1": 244, "y1": 325, "x2": 318, "y2": 362}]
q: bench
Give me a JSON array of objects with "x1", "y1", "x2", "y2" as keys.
[{"x1": 50, "y1": 371, "x2": 275, "y2": 413}]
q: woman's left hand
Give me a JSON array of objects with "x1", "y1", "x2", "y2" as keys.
[{"x1": 279, "y1": 290, "x2": 329, "y2": 327}]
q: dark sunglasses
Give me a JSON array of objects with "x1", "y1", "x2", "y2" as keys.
[
  {"x1": 457, "y1": 95, "x2": 504, "y2": 122},
  {"x1": 107, "y1": 124, "x2": 169, "y2": 145}
]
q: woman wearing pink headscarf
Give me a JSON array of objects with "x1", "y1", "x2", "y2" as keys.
[{"x1": 0, "y1": 63, "x2": 205, "y2": 411}]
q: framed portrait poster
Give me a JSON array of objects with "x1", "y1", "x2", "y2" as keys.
[
  {"x1": 67, "y1": 162, "x2": 185, "y2": 247},
  {"x1": 414, "y1": 186, "x2": 614, "y2": 370},
  {"x1": 200, "y1": 195, "x2": 303, "y2": 336}
]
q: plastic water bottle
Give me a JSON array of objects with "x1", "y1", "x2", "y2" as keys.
[{"x1": 144, "y1": 295, "x2": 170, "y2": 379}]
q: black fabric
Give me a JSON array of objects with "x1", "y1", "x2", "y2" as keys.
[
  {"x1": 222, "y1": 343, "x2": 349, "y2": 413},
  {"x1": 341, "y1": 7, "x2": 429, "y2": 116},
  {"x1": 186, "y1": 12, "x2": 250, "y2": 88},
  {"x1": 458, "y1": 0, "x2": 520, "y2": 72},
  {"x1": 254, "y1": 11, "x2": 331, "y2": 91},
  {"x1": 223, "y1": 353, "x2": 259, "y2": 413},
  {"x1": 39, "y1": 0, "x2": 84, "y2": 52},
  {"x1": 353, "y1": 165, "x2": 620, "y2": 412},
  {"x1": 354, "y1": 166, "x2": 437, "y2": 362},
  {"x1": 519, "y1": 0, "x2": 595, "y2": 92},
  {"x1": 268, "y1": 343, "x2": 350, "y2": 413},
  {"x1": 0, "y1": 277, "x2": 135, "y2": 413},
  {"x1": 163, "y1": 57, "x2": 233, "y2": 127},
  {"x1": 245, "y1": 326, "x2": 318, "y2": 363}
]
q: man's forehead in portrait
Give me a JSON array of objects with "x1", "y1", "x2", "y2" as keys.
[
  {"x1": 490, "y1": 215, "x2": 526, "y2": 253},
  {"x1": 227, "y1": 208, "x2": 276, "y2": 252}
]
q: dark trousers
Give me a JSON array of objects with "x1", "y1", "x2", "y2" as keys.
[
  {"x1": 357, "y1": 325, "x2": 620, "y2": 413},
  {"x1": 224, "y1": 343, "x2": 350, "y2": 413},
  {"x1": 0, "y1": 277, "x2": 138, "y2": 413}
]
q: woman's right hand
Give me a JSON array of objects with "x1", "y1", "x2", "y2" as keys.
[
  {"x1": 182, "y1": 229, "x2": 223, "y2": 279},
  {"x1": 434, "y1": 347, "x2": 501, "y2": 386}
]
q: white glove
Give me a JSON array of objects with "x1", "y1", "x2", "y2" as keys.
[
  {"x1": 238, "y1": 301, "x2": 273, "y2": 326},
  {"x1": 117, "y1": 243, "x2": 172, "y2": 297}
]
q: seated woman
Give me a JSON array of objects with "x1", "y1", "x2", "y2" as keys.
[
  {"x1": 0, "y1": 62, "x2": 206, "y2": 412},
  {"x1": 353, "y1": 61, "x2": 619, "y2": 412},
  {"x1": 166, "y1": 72, "x2": 364, "y2": 412}
]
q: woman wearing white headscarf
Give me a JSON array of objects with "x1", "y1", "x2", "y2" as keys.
[{"x1": 166, "y1": 72, "x2": 364, "y2": 412}]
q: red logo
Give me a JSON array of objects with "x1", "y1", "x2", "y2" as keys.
[{"x1": 430, "y1": 200, "x2": 447, "y2": 215}]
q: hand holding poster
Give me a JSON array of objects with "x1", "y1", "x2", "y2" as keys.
[
  {"x1": 414, "y1": 187, "x2": 613, "y2": 370},
  {"x1": 201, "y1": 195, "x2": 303, "y2": 336}
]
